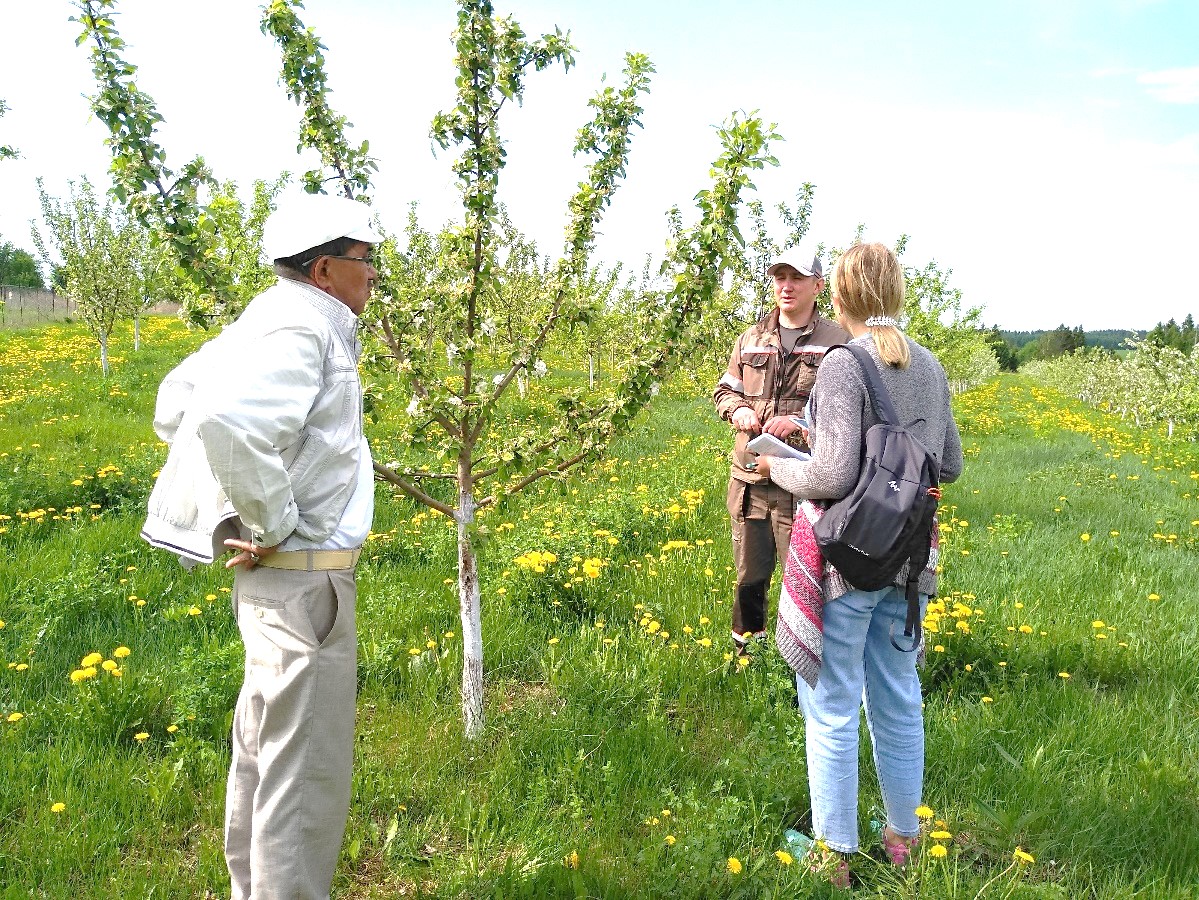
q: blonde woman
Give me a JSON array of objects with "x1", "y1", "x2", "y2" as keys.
[{"x1": 755, "y1": 242, "x2": 963, "y2": 883}]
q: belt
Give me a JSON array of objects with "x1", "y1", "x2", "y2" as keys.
[{"x1": 257, "y1": 548, "x2": 362, "y2": 571}]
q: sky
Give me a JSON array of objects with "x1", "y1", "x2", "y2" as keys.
[{"x1": 2, "y1": 0, "x2": 1197, "y2": 331}]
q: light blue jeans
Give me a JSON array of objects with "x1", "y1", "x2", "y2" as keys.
[{"x1": 796, "y1": 585, "x2": 926, "y2": 853}]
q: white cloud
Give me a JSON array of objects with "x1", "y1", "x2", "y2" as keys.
[{"x1": 1137, "y1": 66, "x2": 1199, "y2": 104}]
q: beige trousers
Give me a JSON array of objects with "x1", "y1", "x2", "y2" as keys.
[{"x1": 225, "y1": 566, "x2": 357, "y2": 900}]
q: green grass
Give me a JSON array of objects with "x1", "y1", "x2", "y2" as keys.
[{"x1": 0, "y1": 321, "x2": 1197, "y2": 897}]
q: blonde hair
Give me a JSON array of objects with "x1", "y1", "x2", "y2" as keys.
[{"x1": 831, "y1": 242, "x2": 909, "y2": 368}]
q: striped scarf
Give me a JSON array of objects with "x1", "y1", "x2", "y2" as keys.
[{"x1": 776, "y1": 500, "x2": 827, "y2": 688}]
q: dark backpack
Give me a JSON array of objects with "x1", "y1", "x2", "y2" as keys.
[{"x1": 811, "y1": 344, "x2": 942, "y2": 651}]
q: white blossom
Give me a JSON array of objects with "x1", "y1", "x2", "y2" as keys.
[
  {"x1": 650, "y1": 382, "x2": 661, "y2": 397},
  {"x1": 481, "y1": 318, "x2": 496, "y2": 337},
  {"x1": 492, "y1": 373, "x2": 505, "y2": 385},
  {"x1": 447, "y1": 396, "x2": 463, "y2": 407},
  {"x1": 406, "y1": 397, "x2": 421, "y2": 417},
  {"x1": 446, "y1": 342, "x2": 459, "y2": 362},
  {"x1": 533, "y1": 359, "x2": 547, "y2": 378}
]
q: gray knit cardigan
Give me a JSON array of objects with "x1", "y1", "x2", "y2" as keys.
[{"x1": 768, "y1": 334, "x2": 964, "y2": 599}]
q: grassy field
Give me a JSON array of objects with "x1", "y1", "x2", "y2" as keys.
[{"x1": 0, "y1": 319, "x2": 1196, "y2": 898}]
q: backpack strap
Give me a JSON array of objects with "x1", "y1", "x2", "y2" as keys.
[{"x1": 828, "y1": 343, "x2": 901, "y2": 426}]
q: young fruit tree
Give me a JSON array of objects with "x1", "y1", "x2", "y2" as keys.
[
  {"x1": 32, "y1": 177, "x2": 146, "y2": 375},
  {"x1": 79, "y1": 0, "x2": 779, "y2": 739}
]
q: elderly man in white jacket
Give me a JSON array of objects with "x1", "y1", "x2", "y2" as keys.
[{"x1": 142, "y1": 192, "x2": 380, "y2": 900}]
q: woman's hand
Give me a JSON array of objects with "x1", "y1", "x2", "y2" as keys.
[{"x1": 752, "y1": 454, "x2": 772, "y2": 479}]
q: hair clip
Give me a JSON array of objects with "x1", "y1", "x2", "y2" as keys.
[{"x1": 865, "y1": 315, "x2": 899, "y2": 328}]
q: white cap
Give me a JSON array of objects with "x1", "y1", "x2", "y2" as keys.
[
  {"x1": 766, "y1": 243, "x2": 823, "y2": 278},
  {"x1": 262, "y1": 192, "x2": 383, "y2": 261}
]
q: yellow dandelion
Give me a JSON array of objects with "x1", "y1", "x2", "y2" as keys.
[
  {"x1": 915, "y1": 805, "x2": 934, "y2": 819},
  {"x1": 51, "y1": 802, "x2": 66, "y2": 813},
  {"x1": 1013, "y1": 847, "x2": 1035, "y2": 864},
  {"x1": 982, "y1": 696, "x2": 994, "y2": 703},
  {"x1": 408, "y1": 647, "x2": 421, "y2": 656},
  {"x1": 726, "y1": 856, "x2": 743, "y2": 875},
  {"x1": 1080, "y1": 533, "x2": 1091, "y2": 542},
  {"x1": 187, "y1": 606, "x2": 202, "y2": 616},
  {"x1": 928, "y1": 844, "x2": 948, "y2": 858},
  {"x1": 134, "y1": 732, "x2": 149, "y2": 742},
  {"x1": 563, "y1": 849, "x2": 579, "y2": 869},
  {"x1": 6, "y1": 712, "x2": 24, "y2": 723},
  {"x1": 665, "y1": 834, "x2": 677, "y2": 846},
  {"x1": 930, "y1": 830, "x2": 952, "y2": 840},
  {"x1": 1147, "y1": 593, "x2": 1161, "y2": 601},
  {"x1": 1058, "y1": 671, "x2": 1071, "y2": 679},
  {"x1": 737, "y1": 656, "x2": 750, "y2": 668},
  {"x1": 167, "y1": 725, "x2": 179, "y2": 734},
  {"x1": 775, "y1": 849, "x2": 794, "y2": 865},
  {"x1": 80, "y1": 652, "x2": 102, "y2": 668}
]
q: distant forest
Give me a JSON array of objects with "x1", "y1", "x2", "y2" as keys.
[
  {"x1": 986, "y1": 315, "x2": 1194, "y2": 371},
  {"x1": 1000, "y1": 328, "x2": 1145, "y2": 350}
]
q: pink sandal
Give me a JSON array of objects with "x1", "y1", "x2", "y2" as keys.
[
  {"x1": 882, "y1": 828, "x2": 919, "y2": 867},
  {"x1": 808, "y1": 848, "x2": 851, "y2": 889}
]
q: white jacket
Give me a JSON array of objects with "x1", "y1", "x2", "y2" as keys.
[{"x1": 142, "y1": 278, "x2": 365, "y2": 564}]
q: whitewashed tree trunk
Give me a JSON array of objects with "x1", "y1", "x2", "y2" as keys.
[
  {"x1": 456, "y1": 484, "x2": 484, "y2": 740},
  {"x1": 588, "y1": 353, "x2": 595, "y2": 390},
  {"x1": 99, "y1": 330, "x2": 110, "y2": 377},
  {"x1": 133, "y1": 313, "x2": 141, "y2": 351},
  {"x1": 517, "y1": 371, "x2": 527, "y2": 399}
]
